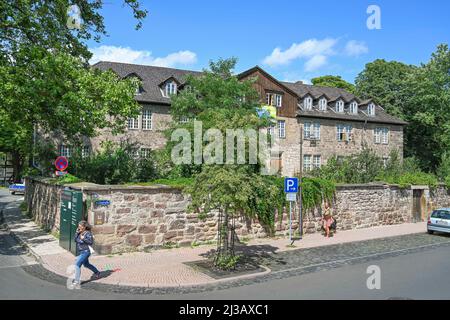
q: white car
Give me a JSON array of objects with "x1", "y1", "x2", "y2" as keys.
[
  {"x1": 9, "y1": 183, "x2": 26, "y2": 195},
  {"x1": 427, "y1": 208, "x2": 450, "y2": 234}
]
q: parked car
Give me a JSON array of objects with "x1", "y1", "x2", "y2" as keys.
[
  {"x1": 427, "y1": 208, "x2": 450, "y2": 235},
  {"x1": 9, "y1": 183, "x2": 25, "y2": 195}
]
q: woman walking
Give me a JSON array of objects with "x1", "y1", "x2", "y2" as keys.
[{"x1": 70, "y1": 221, "x2": 101, "y2": 289}]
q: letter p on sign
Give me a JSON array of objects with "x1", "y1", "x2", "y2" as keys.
[{"x1": 284, "y1": 177, "x2": 299, "y2": 193}]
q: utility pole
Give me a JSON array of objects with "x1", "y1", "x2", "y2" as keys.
[{"x1": 298, "y1": 121, "x2": 303, "y2": 239}]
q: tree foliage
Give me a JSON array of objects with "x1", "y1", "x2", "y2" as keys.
[
  {"x1": 355, "y1": 44, "x2": 450, "y2": 172},
  {"x1": 311, "y1": 75, "x2": 355, "y2": 93},
  {"x1": 0, "y1": 1, "x2": 147, "y2": 181}
]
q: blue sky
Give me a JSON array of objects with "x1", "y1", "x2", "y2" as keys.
[{"x1": 87, "y1": 0, "x2": 449, "y2": 84}]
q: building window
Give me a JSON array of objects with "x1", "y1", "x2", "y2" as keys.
[
  {"x1": 165, "y1": 81, "x2": 177, "y2": 96},
  {"x1": 313, "y1": 155, "x2": 321, "y2": 169},
  {"x1": 374, "y1": 127, "x2": 389, "y2": 144},
  {"x1": 368, "y1": 103, "x2": 375, "y2": 116},
  {"x1": 59, "y1": 144, "x2": 71, "y2": 158},
  {"x1": 267, "y1": 124, "x2": 275, "y2": 136},
  {"x1": 303, "y1": 155, "x2": 312, "y2": 172},
  {"x1": 349, "y1": 101, "x2": 358, "y2": 114},
  {"x1": 336, "y1": 100, "x2": 344, "y2": 113},
  {"x1": 142, "y1": 109, "x2": 152, "y2": 130},
  {"x1": 140, "y1": 148, "x2": 151, "y2": 159},
  {"x1": 304, "y1": 122, "x2": 320, "y2": 140},
  {"x1": 81, "y1": 146, "x2": 90, "y2": 158},
  {"x1": 266, "y1": 93, "x2": 282, "y2": 107},
  {"x1": 337, "y1": 124, "x2": 352, "y2": 141},
  {"x1": 127, "y1": 117, "x2": 139, "y2": 130},
  {"x1": 319, "y1": 98, "x2": 327, "y2": 111},
  {"x1": 304, "y1": 97, "x2": 313, "y2": 110},
  {"x1": 275, "y1": 94, "x2": 282, "y2": 107},
  {"x1": 278, "y1": 120, "x2": 286, "y2": 139}
]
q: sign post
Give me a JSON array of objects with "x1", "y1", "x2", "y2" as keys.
[{"x1": 284, "y1": 177, "x2": 298, "y2": 242}]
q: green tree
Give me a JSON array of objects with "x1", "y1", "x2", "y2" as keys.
[
  {"x1": 311, "y1": 75, "x2": 355, "y2": 93},
  {"x1": 168, "y1": 58, "x2": 280, "y2": 268},
  {"x1": 0, "y1": 1, "x2": 147, "y2": 181},
  {"x1": 355, "y1": 45, "x2": 450, "y2": 171}
]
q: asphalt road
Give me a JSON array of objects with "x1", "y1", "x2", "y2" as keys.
[{"x1": 1, "y1": 190, "x2": 450, "y2": 300}]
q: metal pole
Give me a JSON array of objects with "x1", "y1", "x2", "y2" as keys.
[
  {"x1": 299, "y1": 121, "x2": 303, "y2": 239},
  {"x1": 289, "y1": 200, "x2": 292, "y2": 241}
]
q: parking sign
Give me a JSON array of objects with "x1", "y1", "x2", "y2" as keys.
[{"x1": 284, "y1": 177, "x2": 298, "y2": 193}]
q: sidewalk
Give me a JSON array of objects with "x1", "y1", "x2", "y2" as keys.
[{"x1": 2, "y1": 203, "x2": 426, "y2": 288}]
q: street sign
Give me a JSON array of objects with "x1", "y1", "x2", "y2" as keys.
[
  {"x1": 55, "y1": 156, "x2": 69, "y2": 171},
  {"x1": 286, "y1": 193, "x2": 297, "y2": 202},
  {"x1": 284, "y1": 177, "x2": 298, "y2": 193},
  {"x1": 55, "y1": 170, "x2": 68, "y2": 176}
]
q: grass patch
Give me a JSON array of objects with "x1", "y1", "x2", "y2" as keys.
[
  {"x1": 48, "y1": 174, "x2": 84, "y2": 185},
  {"x1": 162, "y1": 241, "x2": 179, "y2": 249},
  {"x1": 190, "y1": 240, "x2": 217, "y2": 248}
]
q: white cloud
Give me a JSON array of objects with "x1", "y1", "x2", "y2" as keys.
[
  {"x1": 89, "y1": 45, "x2": 197, "y2": 67},
  {"x1": 304, "y1": 55, "x2": 327, "y2": 72},
  {"x1": 262, "y1": 38, "x2": 338, "y2": 67},
  {"x1": 344, "y1": 40, "x2": 368, "y2": 56}
]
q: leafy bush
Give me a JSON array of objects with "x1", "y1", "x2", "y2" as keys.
[
  {"x1": 69, "y1": 140, "x2": 158, "y2": 185},
  {"x1": 55, "y1": 173, "x2": 83, "y2": 185},
  {"x1": 300, "y1": 177, "x2": 336, "y2": 210}
]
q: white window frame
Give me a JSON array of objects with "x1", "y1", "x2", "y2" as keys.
[
  {"x1": 278, "y1": 120, "x2": 286, "y2": 139},
  {"x1": 349, "y1": 101, "x2": 358, "y2": 114},
  {"x1": 127, "y1": 117, "x2": 139, "y2": 130},
  {"x1": 165, "y1": 81, "x2": 177, "y2": 97},
  {"x1": 304, "y1": 96, "x2": 313, "y2": 110},
  {"x1": 375, "y1": 127, "x2": 389, "y2": 144},
  {"x1": 313, "y1": 155, "x2": 321, "y2": 169},
  {"x1": 140, "y1": 148, "x2": 151, "y2": 159},
  {"x1": 303, "y1": 155, "x2": 312, "y2": 172},
  {"x1": 368, "y1": 103, "x2": 375, "y2": 116},
  {"x1": 81, "y1": 146, "x2": 90, "y2": 158},
  {"x1": 275, "y1": 94, "x2": 282, "y2": 107},
  {"x1": 336, "y1": 100, "x2": 344, "y2": 113},
  {"x1": 142, "y1": 109, "x2": 152, "y2": 130},
  {"x1": 59, "y1": 144, "x2": 71, "y2": 158},
  {"x1": 266, "y1": 93, "x2": 273, "y2": 106},
  {"x1": 337, "y1": 124, "x2": 352, "y2": 141},
  {"x1": 304, "y1": 122, "x2": 320, "y2": 140},
  {"x1": 319, "y1": 98, "x2": 327, "y2": 111}
]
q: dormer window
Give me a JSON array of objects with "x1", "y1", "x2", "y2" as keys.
[
  {"x1": 368, "y1": 103, "x2": 375, "y2": 116},
  {"x1": 135, "y1": 84, "x2": 143, "y2": 95},
  {"x1": 336, "y1": 100, "x2": 344, "y2": 113},
  {"x1": 319, "y1": 98, "x2": 327, "y2": 111},
  {"x1": 165, "y1": 81, "x2": 177, "y2": 97},
  {"x1": 304, "y1": 97, "x2": 313, "y2": 110},
  {"x1": 349, "y1": 101, "x2": 358, "y2": 114}
]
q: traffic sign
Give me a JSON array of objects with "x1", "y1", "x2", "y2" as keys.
[
  {"x1": 55, "y1": 170, "x2": 68, "y2": 176},
  {"x1": 55, "y1": 156, "x2": 69, "y2": 171},
  {"x1": 284, "y1": 177, "x2": 298, "y2": 193}
]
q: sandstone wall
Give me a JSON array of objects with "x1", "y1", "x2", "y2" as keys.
[{"x1": 24, "y1": 178, "x2": 450, "y2": 254}]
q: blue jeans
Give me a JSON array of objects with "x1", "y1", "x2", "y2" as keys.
[{"x1": 74, "y1": 250, "x2": 99, "y2": 284}]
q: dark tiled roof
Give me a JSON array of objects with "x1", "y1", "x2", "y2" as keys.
[
  {"x1": 92, "y1": 61, "x2": 202, "y2": 104},
  {"x1": 92, "y1": 61, "x2": 407, "y2": 125},
  {"x1": 282, "y1": 81, "x2": 407, "y2": 125}
]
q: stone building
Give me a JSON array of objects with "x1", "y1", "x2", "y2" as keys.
[{"x1": 55, "y1": 62, "x2": 406, "y2": 177}]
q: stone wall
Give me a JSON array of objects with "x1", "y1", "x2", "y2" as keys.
[{"x1": 24, "y1": 178, "x2": 450, "y2": 254}]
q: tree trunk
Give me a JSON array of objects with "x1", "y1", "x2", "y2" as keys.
[{"x1": 12, "y1": 150, "x2": 22, "y2": 183}]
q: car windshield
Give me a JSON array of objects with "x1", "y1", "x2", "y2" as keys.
[{"x1": 431, "y1": 210, "x2": 450, "y2": 220}]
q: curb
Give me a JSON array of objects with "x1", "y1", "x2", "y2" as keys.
[{"x1": 1, "y1": 208, "x2": 45, "y2": 264}]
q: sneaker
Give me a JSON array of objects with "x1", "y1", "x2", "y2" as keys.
[
  {"x1": 70, "y1": 281, "x2": 81, "y2": 289},
  {"x1": 91, "y1": 272, "x2": 101, "y2": 280}
]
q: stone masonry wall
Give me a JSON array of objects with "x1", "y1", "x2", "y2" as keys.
[{"x1": 24, "y1": 178, "x2": 450, "y2": 254}]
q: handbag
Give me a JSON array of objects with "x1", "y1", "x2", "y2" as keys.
[{"x1": 88, "y1": 245, "x2": 95, "y2": 255}]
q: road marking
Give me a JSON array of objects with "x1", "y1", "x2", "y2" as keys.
[{"x1": 270, "y1": 240, "x2": 450, "y2": 275}]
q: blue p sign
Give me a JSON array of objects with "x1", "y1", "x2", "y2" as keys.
[{"x1": 284, "y1": 177, "x2": 298, "y2": 193}]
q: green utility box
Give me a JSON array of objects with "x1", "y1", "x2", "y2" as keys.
[{"x1": 59, "y1": 189, "x2": 84, "y2": 255}]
